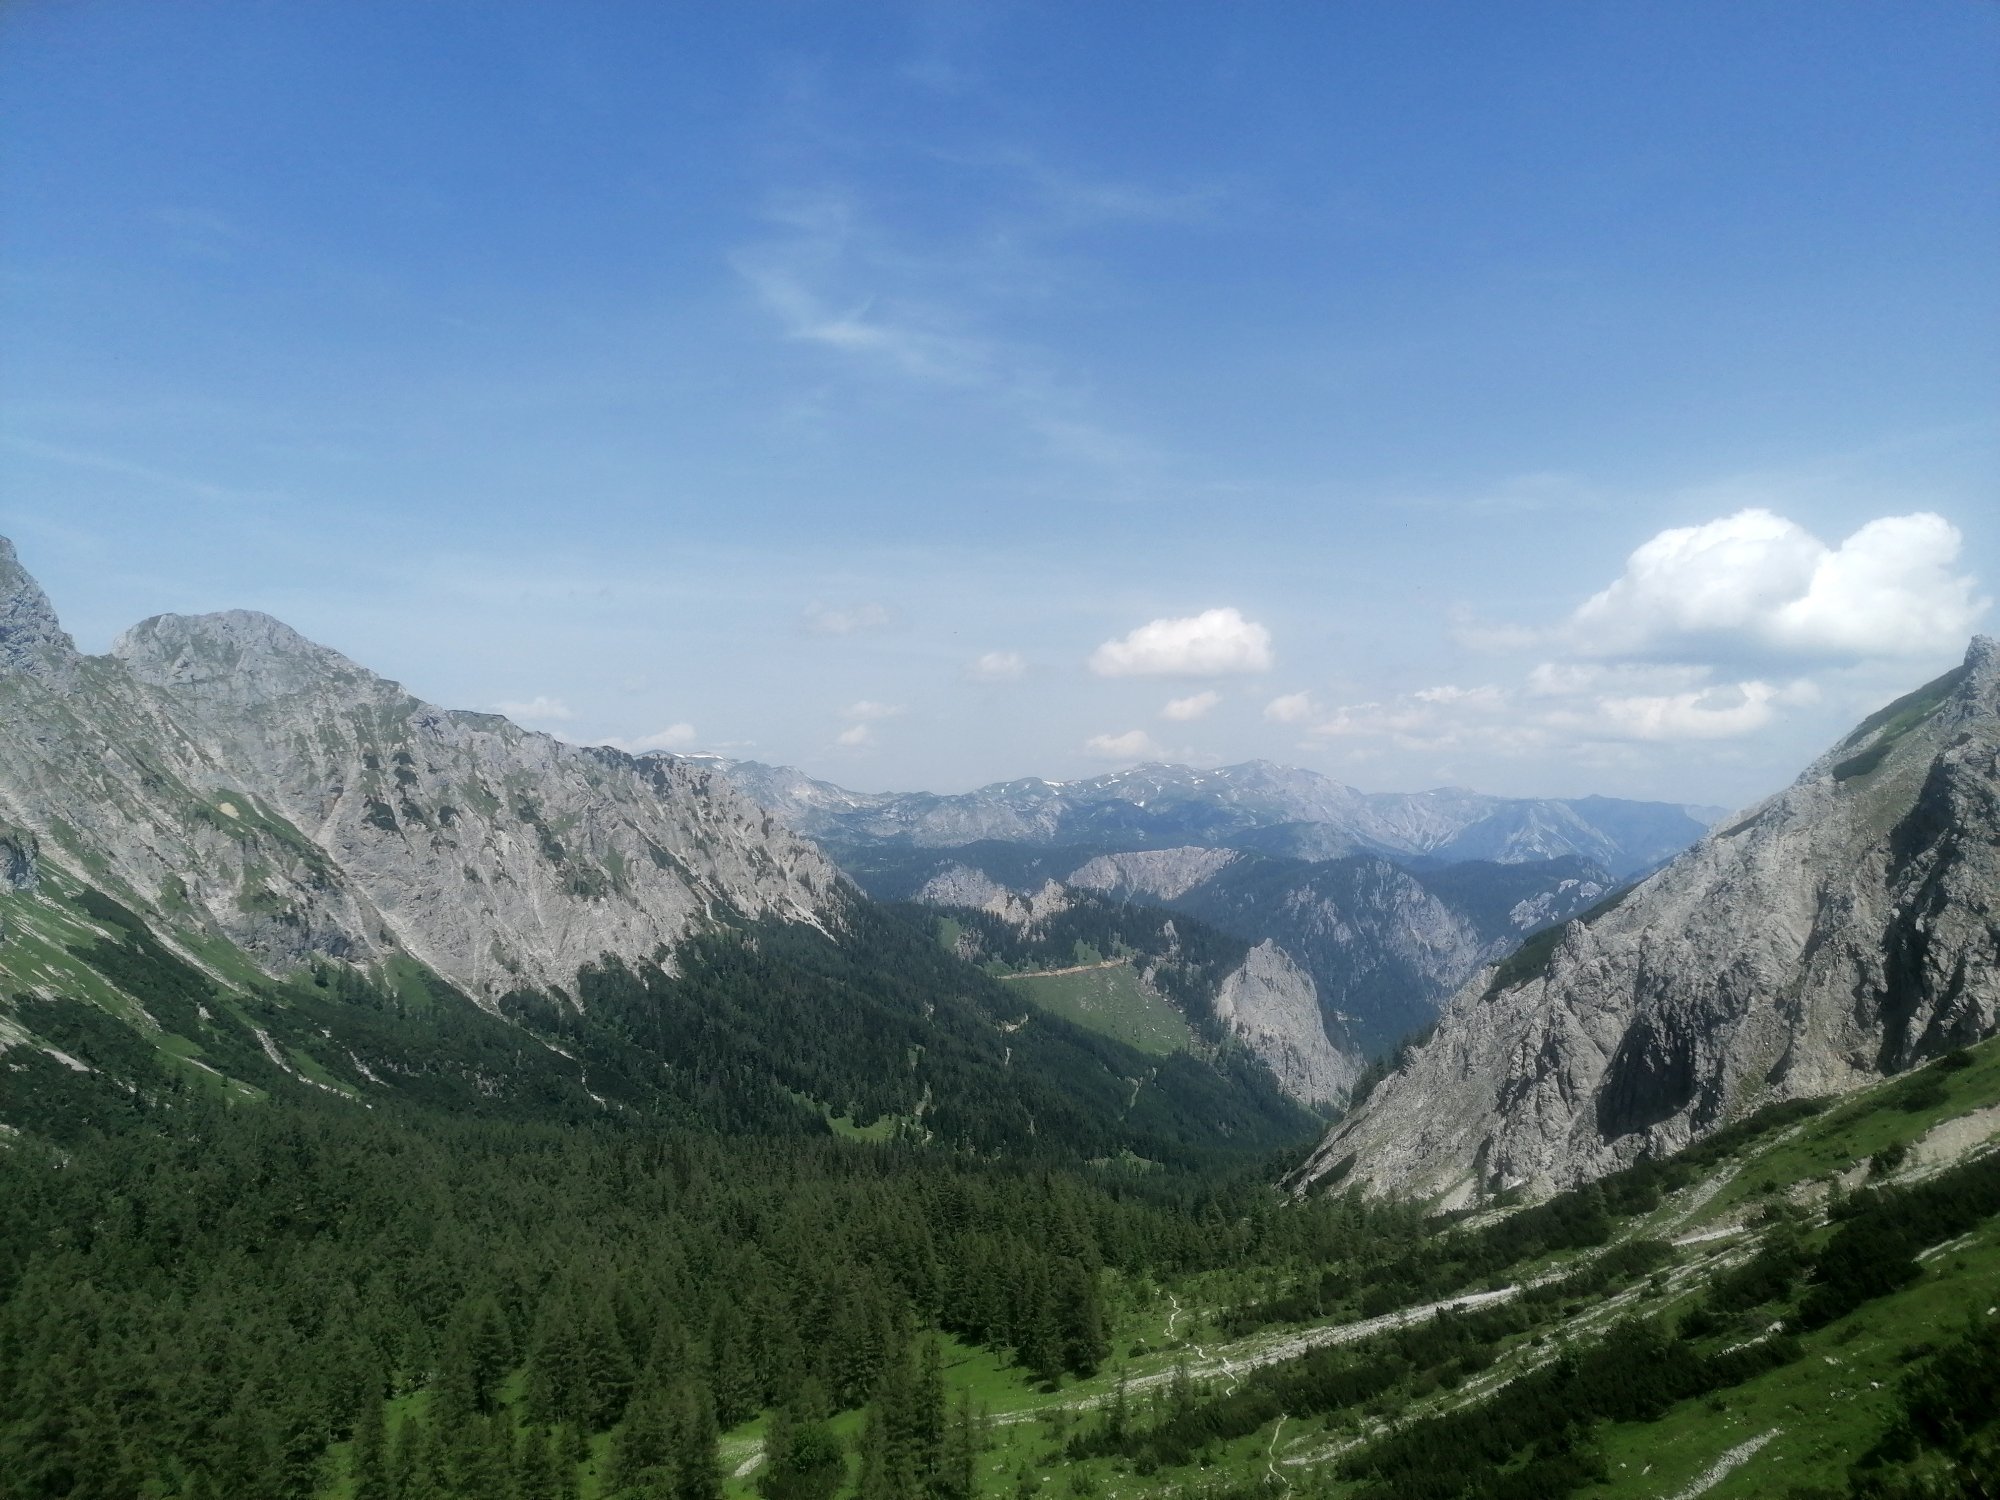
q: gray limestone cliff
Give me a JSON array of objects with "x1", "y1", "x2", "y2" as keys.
[
  {"x1": 1065, "y1": 847, "x2": 1243, "y2": 903},
  {"x1": 914, "y1": 865, "x2": 1073, "y2": 929},
  {"x1": 1294, "y1": 640, "x2": 2000, "y2": 1206},
  {"x1": 1213, "y1": 940, "x2": 1357, "y2": 1105},
  {"x1": 0, "y1": 543, "x2": 841, "y2": 1001}
]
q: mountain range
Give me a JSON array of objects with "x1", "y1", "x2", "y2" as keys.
[
  {"x1": 0, "y1": 536, "x2": 1312, "y2": 1158},
  {"x1": 693, "y1": 754, "x2": 1724, "y2": 878}
]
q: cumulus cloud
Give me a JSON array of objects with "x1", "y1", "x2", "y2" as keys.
[
  {"x1": 494, "y1": 695, "x2": 574, "y2": 723},
  {"x1": 1568, "y1": 509, "x2": 1984, "y2": 662},
  {"x1": 804, "y1": 601, "x2": 893, "y2": 636},
  {"x1": 843, "y1": 700, "x2": 904, "y2": 721},
  {"x1": 1089, "y1": 608, "x2": 1274, "y2": 678},
  {"x1": 965, "y1": 650, "x2": 1027, "y2": 681},
  {"x1": 1162, "y1": 691, "x2": 1220, "y2": 721},
  {"x1": 836, "y1": 723, "x2": 874, "y2": 748},
  {"x1": 1083, "y1": 728, "x2": 1164, "y2": 761},
  {"x1": 1263, "y1": 691, "x2": 1315, "y2": 724},
  {"x1": 604, "y1": 723, "x2": 698, "y2": 753}
]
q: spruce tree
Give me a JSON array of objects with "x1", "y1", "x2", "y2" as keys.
[
  {"x1": 608, "y1": 1387, "x2": 675, "y2": 1496},
  {"x1": 350, "y1": 1388, "x2": 390, "y2": 1500},
  {"x1": 672, "y1": 1377, "x2": 723, "y2": 1500},
  {"x1": 517, "y1": 1425, "x2": 560, "y2": 1500}
]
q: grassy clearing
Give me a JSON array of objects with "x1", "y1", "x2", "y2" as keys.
[
  {"x1": 1584, "y1": 1226, "x2": 2000, "y2": 1498},
  {"x1": 1690, "y1": 1040, "x2": 2000, "y2": 1228},
  {"x1": 1006, "y1": 962, "x2": 1195, "y2": 1057}
]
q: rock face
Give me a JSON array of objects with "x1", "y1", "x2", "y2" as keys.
[
  {"x1": 1065, "y1": 847, "x2": 1244, "y2": 903},
  {"x1": 1213, "y1": 940, "x2": 1356, "y2": 1105},
  {"x1": 0, "y1": 539, "x2": 79, "y2": 690},
  {"x1": 0, "y1": 542, "x2": 840, "y2": 1001},
  {"x1": 1295, "y1": 640, "x2": 2000, "y2": 1206},
  {"x1": 1067, "y1": 846, "x2": 1610, "y2": 1057}
]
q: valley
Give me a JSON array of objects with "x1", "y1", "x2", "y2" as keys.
[{"x1": 1, "y1": 541, "x2": 1996, "y2": 1499}]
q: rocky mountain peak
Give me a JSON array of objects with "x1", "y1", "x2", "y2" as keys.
[
  {"x1": 0, "y1": 537, "x2": 80, "y2": 688},
  {"x1": 112, "y1": 609, "x2": 377, "y2": 708},
  {"x1": 1292, "y1": 637, "x2": 2000, "y2": 1207}
]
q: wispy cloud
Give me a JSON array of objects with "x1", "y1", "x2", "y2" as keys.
[
  {"x1": 604, "y1": 723, "x2": 698, "y2": 753},
  {"x1": 1162, "y1": 691, "x2": 1220, "y2": 721},
  {"x1": 731, "y1": 171, "x2": 1172, "y2": 477},
  {"x1": 803, "y1": 601, "x2": 894, "y2": 636},
  {"x1": 494, "y1": 695, "x2": 574, "y2": 723},
  {"x1": 843, "y1": 699, "x2": 904, "y2": 721},
  {"x1": 1263, "y1": 691, "x2": 1315, "y2": 724},
  {"x1": 965, "y1": 649, "x2": 1026, "y2": 681},
  {"x1": 1083, "y1": 728, "x2": 1163, "y2": 761}
]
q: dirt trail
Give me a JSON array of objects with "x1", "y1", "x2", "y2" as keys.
[{"x1": 998, "y1": 958, "x2": 1128, "y2": 981}]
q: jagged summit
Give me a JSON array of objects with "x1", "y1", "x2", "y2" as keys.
[
  {"x1": 0, "y1": 536, "x2": 80, "y2": 688},
  {"x1": 1293, "y1": 638, "x2": 2000, "y2": 1206}
]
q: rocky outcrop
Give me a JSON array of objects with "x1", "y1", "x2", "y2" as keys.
[
  {"x1": 0, "y1": 539, "x2": 79, "y2": 690},
  {"x1": 1066, "y1": 847, "x2": 1242, "y2": 903},
  {"x1": 1213, "y1": 941, "x2": 1357, "y2": 1105},
  {"x1": 0, "y1": 542, "x2": 841, "y2": 1002},
  {"x1": 0, "y1": 829, "x2": 37, "y2": 893},
  {"x1": 1294, "y1": 640, "x2": 2000, "y2": 1206},
  {"x1": 914, "y1": 866, "x2": 1072, "y2": 929}
]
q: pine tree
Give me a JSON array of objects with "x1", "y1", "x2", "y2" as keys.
[
  {"x1": 608, "y1": 1387, "x2": 675, "y2": 1496},
  {"x1": 672, "y1": 1377, "x2": 723, "y2": 1500},
  {"x1": 390, "y1": 1412, "x2": 426, "y2": 1500},
  {"x1": 908, "y1": 1336, "x2": 948, "y2": 1491},
  {"x1": 527, "y1": 1301, "x2": 589, "y2": 1429},
  {"x1": 581, "y1": 1294, "x2": 638, "y2": 1431},
  {"x1": 1056, "y1": 1262, "x2": 1108, "y2": 1379},
  {"x1": 350, "y1": 1388, "x2": 390, "y2": 1500},
  {"x1": 517, "y1": 1425, "x2": 560, "y2": 1500},
  {"x1": 706, "y1": 1297, "x2": 759, "y2": 1430},
  {"x1": 938, "y1": 1391, "x2": 981, "y2": 1500}
]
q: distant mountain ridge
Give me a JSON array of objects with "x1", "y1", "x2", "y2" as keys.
[
  {"x1": 1294, "y1": 637, "x2": 2000, "y2": 1206},
  {"x1": 685, "y1": 755, "x2": 1722, "y2": 879}
]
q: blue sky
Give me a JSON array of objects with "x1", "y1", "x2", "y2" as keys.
[{"x1": 3, "y1": 2, "x2": 1995, "y2": 806}]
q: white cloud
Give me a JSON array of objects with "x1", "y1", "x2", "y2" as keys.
[
  {"x1": 494, "y1": 695, "x2": 574, "y2": 723},
  {"x1": 804, "y1": 602, "x2": 893, "y2": 636},
  {"x1": 1263, "y1": 691, "x2": 1315, "y2": 724},
  {"x1": 604, "y1": 723, "x2": 698, "y2": 753},
  {"x1": 1569, "y1": 509, "x2": 1985, "y2": 662},
  {"x1": 1083, "y1": 728, "x2": 1163, "y2": 761},
  {"x1": 1572, "y1": 683, "x2": 1782, "y2": 742},
  {"x1": 1089, "y1": 608, "x2": 1274, "y2": 678},
  {"x1": 1161, "y1": 690, "x2": 1220, "y2": 721},
  {"x1": 1412, "y1": 684, "x2": 1506, "y2": 708},
  {"x1": 835, "y1": 723, "x2": 874, "y2": 748},
  {"x1": 1524, "y1": 661, "x2": 1715, "y2": 698},
  {"x1": 965, "y1": 649, "x2": 1027, "y2": 681},
  {"x1": 843, "y1": 700, "x2": 904, "y2": 721}
]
